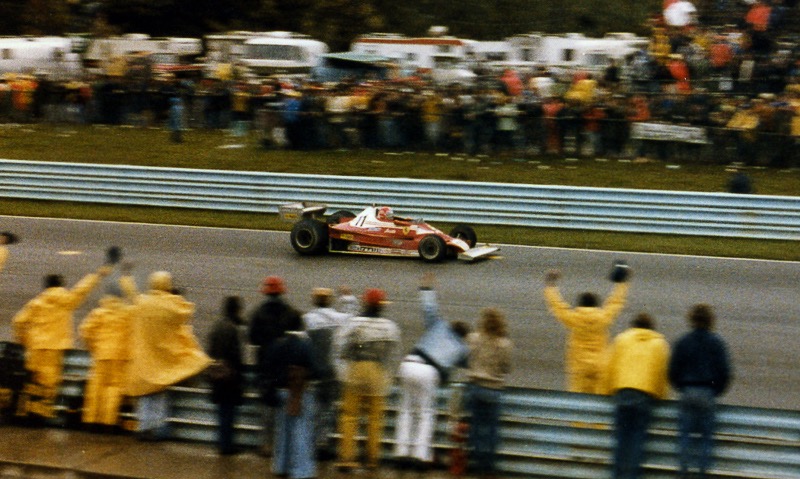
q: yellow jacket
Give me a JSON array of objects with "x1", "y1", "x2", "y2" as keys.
[
  {"x1": 121, "y1": 275, "x2": 210, "y2": 396},
  {"x1": 80, "y1": 295, "x2": 132, "y2": 361},
  {"x1": 13, "y1": 270, "x2": 105, "y2": 351},
  {"x1": 544, "y1": 283, "x2": 628, "y2": 374},
  {"x1": 605, "y1": 327, "x2": 670, "y2": 399}
]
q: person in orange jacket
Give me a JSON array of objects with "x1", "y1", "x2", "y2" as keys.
[
  {"x1": 79, "y1": 280, "x2": 132, "y2": 431},
  {"x1": 13, "y1": 261, "x2": 113, "y2": 420},
  {"x1": 543, "y1": 267, "x2": 630, "y2": 395}
]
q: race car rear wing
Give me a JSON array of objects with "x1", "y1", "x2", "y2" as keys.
[{"x1": 279, "y1": 202, "x2": 327, "y2": 222}]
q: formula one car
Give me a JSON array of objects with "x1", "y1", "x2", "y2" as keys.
[{"x1": 280, "y1": 202, "x2": 499, "y2": 262}]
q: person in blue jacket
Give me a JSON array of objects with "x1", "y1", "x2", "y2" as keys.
[
  {"x1": 669, "y1": 304, "x2": 732, "y2": 479},
  {"x1": 393, "y1": 272, "x2": 470, "y2": 470}
]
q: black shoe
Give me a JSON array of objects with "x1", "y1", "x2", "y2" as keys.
[{"x1": 316, "y1": 448, "x2": 336, "y2": 461}]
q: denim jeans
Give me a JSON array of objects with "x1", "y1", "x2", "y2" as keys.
[
  {"x1": 136, "y1": 391, "x2": 170, "y2": 437},
  {"x1": 273, "y1": 389, "x2": 316, "y2": 479},
  {"x1": 216, "y1": 401, "x2": 237, "y2": 453},
  {"x1": 612, "y1": 388, "x2": 655, "y2": 479},
  {"x1": 677, "y1": 386, "x2": 717, "y2": 476},
  {"x1": 466, "y1": 383, "x2": 502, "y2": 475}
]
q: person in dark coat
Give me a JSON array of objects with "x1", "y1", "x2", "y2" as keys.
[
  {"x1": 207, "y1": 296, "x2": 245, "y2": 455},
  {"x1": 265, "y1": 311, "x2": 320, "y2": 479},
  {"x1": 669, "y1": 304, "x2": 732, "y2": 479},
  {"x1": 248, "y1": 275, "x2": 301, "y2": 456}
]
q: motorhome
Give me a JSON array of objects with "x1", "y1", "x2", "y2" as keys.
[
  {"x1": 0, "y1": 36, "x2": 82, "y2": 80},
  {"x1": 83, "y1": 34, "x2": 202, "y2": 76},
  {"x1": 506, "y1": 32, "x2": 648, "y2": 77},
  {"x1": 239, "y1": 32, "x2": 328, "y2": 76},
  {"x1": 350, "y1": 28, "x2": 477, "y2": 85}
]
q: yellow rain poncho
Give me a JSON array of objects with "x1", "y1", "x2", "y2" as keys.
[
  {"x1": 121, "y1": 273, "x2": 210, "y2": 397},
  {"x1": 544, "y1": 283, "x2": 629, "y2": 394}
]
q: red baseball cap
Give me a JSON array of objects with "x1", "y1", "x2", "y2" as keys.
[
  {"x1": 362, "y1": 288, "x2": 389, "y2": 306},
  {"x1": 261, "y1": 276, "x2": 286, "y2": 295}
]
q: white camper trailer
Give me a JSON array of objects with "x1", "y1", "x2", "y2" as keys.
[
  {"x1": 507, "y1": 32, "x2": 648, "y2": 77},
  {"x1": 83, "y1": 34, "x2": 202, "y2": 76},
  {"x1": 240, "y1": 32, "x2": 328, "y2": 76},
  {"x1": 350, "y1": 28, "x2": 477, "y2": 85},
  {"x1": 0, "y1": 36, "x2": 83, "y2": 80}
]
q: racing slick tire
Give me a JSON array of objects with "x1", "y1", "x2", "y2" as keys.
[
  {"x1": 327, "y1": 210, "x2": 355, "y2": 225},
  {"x1": 418, "y1": 235, "x2": 448, "y2": 262},
  {"x1": 449, "y1": 224, "x2": 478, "y2": 248},
  {"x1": 290, "y1": 219, "x2": 329, "y2": 255}
]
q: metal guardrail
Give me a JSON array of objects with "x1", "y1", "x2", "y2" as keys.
[
  {"x1": 0, "y1": 159, "x2": 799, "y2": 240},
  {"x1": 48, "y1": 350, "x2": 800, "y2": 479}
]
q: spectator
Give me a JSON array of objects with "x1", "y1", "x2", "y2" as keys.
[
  {"x1": 543, "y1": 267, "x2": 630, "y2": 394},
  {"x1": 303, "y1": 287, "x2": 352, "y2": 460},
  {"x1": 605, "y1": 313, "x2": 670, "y2": 479},
  {"x1": 266, "y1": 311, "x2": 319, "y2": 479},
  {"x1": 79, "y1": 278, "x2": 132, "y2": 432},
  {"x1": 727, "y1": 170, "x2": 754, "y2": 193},
  {"x1": 393, "y1": 273, "x2": 470, "y2": 471},
  {"x1": 206, "y1": 296, "x2": 245, "y2": 455},
  {"x1": 669, "y1": 304, "x2": 732, "y2": 479},
  {"x1": 334, "y1": 288, "x2": 400, "y2": 472},
  {"x1": 0, "y1": 231, "x2": 16, "y2": 273},
  {"x1": 120, "y1": 266, "x2": 210, "y2": 441},
  {"x1": 168, "y1": 96, "x2": 184, "y2": 143},
  {"x1": 249, "y1": 275, "x2": 301, "y2": 457},
  {"x1": 13, "y1": 260, "x2": 112, "y2": 422},
  {"x1": 465, "y1": 307, "x2": 513, "y2": 478}
]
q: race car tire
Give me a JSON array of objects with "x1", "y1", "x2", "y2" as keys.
[
  {"x1": 327, "y1": 210, "x2": 355, "y2": 225},
  {"x1": 290, "y1": 219, "x2": 329, "y2": 255},
  {"x1": 418, "y1": 235, "x2": 447, "y2": 262},
  {"x1": 449, "y1": 224, "x2": 478, "y2": 248}
]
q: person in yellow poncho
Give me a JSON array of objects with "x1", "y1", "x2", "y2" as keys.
[
  {"x1": 543, "y1": 268, "x2": 630, "y2": 395},
  {"x1": 0, "y1": 231, "x2": 16, "y2": 273},
  {"x1": 120, "y1": 265, "x2": 210, "y2": 440},
  {"x1": 79, "y1": 280, "x2": 132, "y2": 431},
  {"x1": 13, "y1": 262, "x2": 113, "y2": 420}
]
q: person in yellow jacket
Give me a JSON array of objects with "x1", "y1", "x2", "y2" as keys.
[
  {"x1": 605, "y1": 313, "x2": 670, "y2": 479},
  {"x1": 13, "y1": 262, "x2": 113, "y2": 420},
  {"x1": 0, "y1": 231, "x2": 16, "y2": 272},
  {"x1": 120, "y1": 265, "x2": 210, "y2": 440},
  {"x1": 544, "y1": 268, "x2": 630, "y2": 394},
  {"x1": 79, "y1": 281, "x2": 132, "y2": 431}
]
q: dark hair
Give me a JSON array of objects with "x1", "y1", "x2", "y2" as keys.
[
  {"x1": 688, "y1": 304, "x2": 714, "y2": 330},
  {"x1": 631, "y1": 312, "x2": 655, "y2": 330},
  {"x1": 450, "y1": 320, "x2": 471, "y2": 338},
  {"x1": 44, "y1": 274, "x2": 64, "y2": 289},
  {"x1": 223, "y1": 296, "x2": 242, "y2": 322},
  {"x1": 578, "y1": 292, "x2": 599, "y2": 307}
]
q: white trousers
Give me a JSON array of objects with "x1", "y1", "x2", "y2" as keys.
[{"x1": 393, "y1": 356, "x2": 440, "y2": 462}]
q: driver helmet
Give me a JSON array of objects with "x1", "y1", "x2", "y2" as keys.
[{"x1": 377, "y1": 206, "x2": 394, "y2": 222}]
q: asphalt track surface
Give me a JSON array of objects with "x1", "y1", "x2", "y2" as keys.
[{"x1": 1, "y1": 216, "x2": 798, "y2": 411}]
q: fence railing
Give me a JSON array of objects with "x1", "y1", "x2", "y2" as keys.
[
  {"x1": 0, "y1": 159, "x2": 798, "y2": 240},
  {"x1": 46, "y1": 349, "x2": 800, "y2": 479}
]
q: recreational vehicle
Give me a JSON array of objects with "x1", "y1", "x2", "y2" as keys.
[{"x1": 0, "y1": 36, "x2": 82, "y2": 80}]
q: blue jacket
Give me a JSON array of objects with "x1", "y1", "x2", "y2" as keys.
[
  {"x1": 669, "y1": 329, "x2": 732, "y2": 396},
  {"x1": 411, "y1": 289, "x2": 469, "y2": 384}
]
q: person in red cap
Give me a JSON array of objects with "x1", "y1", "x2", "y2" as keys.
[
  {"x1": 334, "y1": 287, "x2": 400, "y2": 471},
  {"x1": 248, "y1": 275, "x2": 302, "y2": 457}
]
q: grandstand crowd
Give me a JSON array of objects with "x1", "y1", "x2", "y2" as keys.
[{"x1": 1, "y1": 1, "x2": 799, "y2": 169}]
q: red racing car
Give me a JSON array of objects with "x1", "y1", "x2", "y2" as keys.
[{"x1": 280, "y1": 202, "x2": 499, "y2": 262}]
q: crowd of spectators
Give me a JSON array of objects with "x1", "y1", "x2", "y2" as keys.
[{"x1": 1, "y1": 2, "x2": 799, "y2": 169}]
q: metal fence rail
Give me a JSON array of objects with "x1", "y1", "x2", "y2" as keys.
[
  {"x1": 48, "y1": 350, "x2": 800, "y2": 479},
  {"x1": 1, "y1": 159, "x2": 799, "y2": 240}
]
